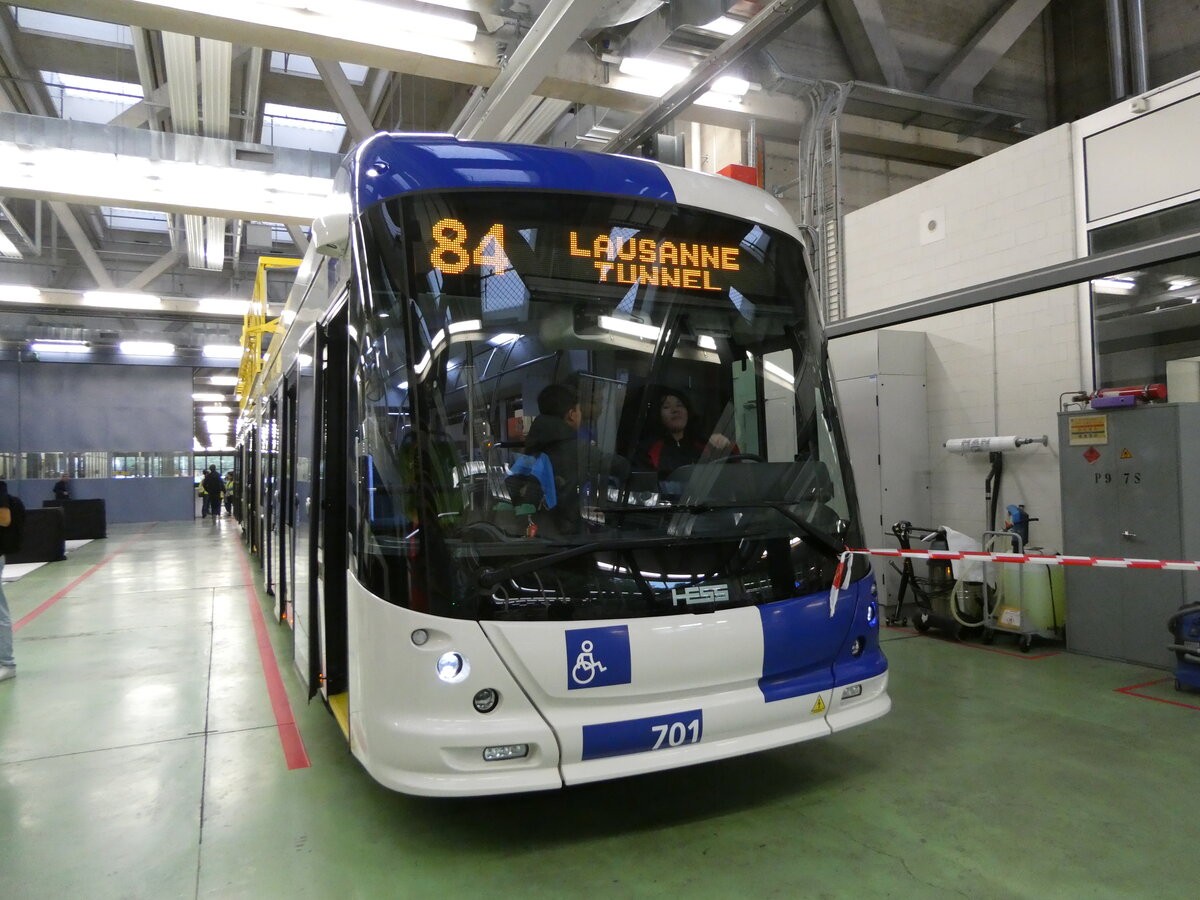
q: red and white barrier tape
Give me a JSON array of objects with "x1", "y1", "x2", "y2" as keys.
[
  {"x1": 849, "y1": 547, "x2": 1200, "y2": 572},
  {"x1": 828, "y1": 545, "x2": 1195, "y2": 617}
]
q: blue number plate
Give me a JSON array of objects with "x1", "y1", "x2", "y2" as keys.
[{"x1": 581, "y1": 709, "x2": 703, "y2": 761}]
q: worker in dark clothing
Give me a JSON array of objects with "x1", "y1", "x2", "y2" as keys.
[
  {"x1": 52, "y1": 473, "x2": 70, "y2": 501},
  {"x1": 524, "y1": 383, "x2": 627, "y2": 531},
  {"x1": 201, "y1": 465, "x2": 225, "y2": 519}
]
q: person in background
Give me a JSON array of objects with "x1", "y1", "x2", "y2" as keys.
[
  {"x1": 0, "y1": 480, "x2": 17, "y2": 683},
  {"x1": 637, "y1": 386, "x2": 734, "y2": 478},
  {"x1": 202, "y1": 465, "x2": 225, "y2": 519},
  {"x1": 52, "y1": 472, "x2": 70, "y2": 501},
  {"x1": 224, "y1": 471, "x2": 235, "y2": 516}
]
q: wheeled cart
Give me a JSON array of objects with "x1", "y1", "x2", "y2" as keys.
[
  {"x1": 980, "y1": 531, "x2": 1065, "y2": 652},
  {"x1": 888, "y1": 521, "x2": 982, "y2": 640}
]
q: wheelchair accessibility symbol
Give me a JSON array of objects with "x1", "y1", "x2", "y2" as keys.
[
  {"x1": 571, "y1": 640, "x2": 607, "y2": 685},
  {"x1": 566, "y1": 626, "x2": 631, "y2": 690}
]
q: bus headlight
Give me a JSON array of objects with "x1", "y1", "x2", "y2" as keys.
[{"x1": 436, "y1": 651, "x2": 470, "y2": 683}]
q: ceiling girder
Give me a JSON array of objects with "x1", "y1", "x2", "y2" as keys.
[
  {"x1": 457, "y1": 0, "x2": 598, "y2": 141},
  {"x1": 925, "y1": 0, "x2": 1051, "y2": 101},
  {"x1": 603, "y1": 0, "x2": 823, "y2": 153},
  {"x1": 824, "y1": 0, "x2": 912, "y2": 91},
  {"x1": 314, "y1": 58, "x2": 375, "y2": 143},
  {"x1": 48, "y1": 201, "x2": 115, "y2": 289},
  {"x1": 0, "y1": 7, "x2": 56, "y2": 117},
  {"x1": 125, "y1": 247, "x2": 183, "y2": 290},
  {"x1": 17, "y1": 0, "x2": 499, "y2": 87},
  {"x1": 241, "y1": 47, "x2": 266, "y2": 143}
]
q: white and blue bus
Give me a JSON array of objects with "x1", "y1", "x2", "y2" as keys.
[{"x1": 239, "y1": 133, "x2": 889, "y2": 796}]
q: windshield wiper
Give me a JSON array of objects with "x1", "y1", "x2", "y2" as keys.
[
  {"x1": 606, "y1": 500, "x2": 845, "y2": 559},
  {"x1": 478, "y1": 534, "x2": 729, "y2": 589}
]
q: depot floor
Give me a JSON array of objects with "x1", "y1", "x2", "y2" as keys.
[{"x1": 0, "y1": 521, "x2": 1193, "y2": 899}]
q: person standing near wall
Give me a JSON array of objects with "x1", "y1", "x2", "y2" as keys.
[
  {"x1": 202, "y1": 465, "x2": 225, "y2": 520},
  {"x1": 224, "y1": 471, "x2": 234, "y2": 516},
  {"x1": 52, "y1": 472, "x2": 70, "y2": 501},
  {"x1": 0, "y1": 480, "x2": 18, "y2": 682}
]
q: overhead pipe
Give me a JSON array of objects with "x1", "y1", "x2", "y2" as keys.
[
  {"x1": 1104, "y1": 0, "x2": 1129, "y2": 101},
  {"x1": 1125, "y1": 0, "x2": 1149, "y2": 95}
]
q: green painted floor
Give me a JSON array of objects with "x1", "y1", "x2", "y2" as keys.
[{"x1": 1, "y1": 521, "x2": 1195, "y2": 898}]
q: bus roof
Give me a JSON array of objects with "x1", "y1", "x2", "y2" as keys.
[{"x1": 350, "y1": 133, "x2": 802, "y2": 239}]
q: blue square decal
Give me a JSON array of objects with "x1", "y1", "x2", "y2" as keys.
[{"x1": 566, "y1": 625, "x2": 631, "y2": 690}]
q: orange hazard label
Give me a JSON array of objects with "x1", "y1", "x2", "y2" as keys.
[{"x1": 1120, "y1": 449, "x2": 1133, "y2": 459}]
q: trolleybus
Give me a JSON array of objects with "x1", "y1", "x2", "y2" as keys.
[{"x1": 238, "y1": 133, "x2": 889, "y2": 796}]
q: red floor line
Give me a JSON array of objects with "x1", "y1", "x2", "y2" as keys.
[
  {"x1": 1114, "y1": 677, "x2": 1200, "y2": 712},
  {"x1": 13, "y1": 525, "x2": 155, "y2": 632},
  {"x1": 883, "y1": 625, "x2": 1060, "y2": 659},
  {"x1": 237, "y1": 546, "x2": 311, "y2": 770}
]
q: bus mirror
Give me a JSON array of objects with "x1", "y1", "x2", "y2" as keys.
[{"x1": 312, "y1": 211, "x2": 349, "y2": 257}]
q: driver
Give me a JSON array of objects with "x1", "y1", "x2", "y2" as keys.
[{"x1": 637, "y1": 387, "x2": 735, "y2": 478}]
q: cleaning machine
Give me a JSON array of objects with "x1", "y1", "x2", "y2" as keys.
[{"x1": 1167, "y1": 604, "x2": 1200, "y2": 692}]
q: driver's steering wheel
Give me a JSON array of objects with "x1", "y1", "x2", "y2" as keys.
[{"x1": 716, "y1": 453, "x2": 764, "y2": 463}]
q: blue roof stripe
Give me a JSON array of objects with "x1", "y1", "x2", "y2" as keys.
[{"x1": 352, "y1": 134, "x2": 676, "y2": 210}]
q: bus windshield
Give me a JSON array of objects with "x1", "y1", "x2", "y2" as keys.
[{"x1": 350, "y1": 189, "x2": 859, "y2": 621}]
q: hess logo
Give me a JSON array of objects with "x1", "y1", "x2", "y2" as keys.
[{"x1": 672, "y1": 584, "x2": 730, "y2": 605}]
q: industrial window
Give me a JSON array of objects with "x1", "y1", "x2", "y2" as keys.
[{"x1": 1089, "y1": 200, "x2": 1200, "y2": 388}]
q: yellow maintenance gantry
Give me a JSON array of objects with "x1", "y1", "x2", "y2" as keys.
[{"x1": 236, "y1": 256, "x2": 301, "y2": 413}]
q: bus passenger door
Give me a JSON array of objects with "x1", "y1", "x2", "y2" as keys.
[
  {"x1": 314, "y1": 301, "x2": 350, "y2": 706},
  {"x1": 293, "y1": 340, "x2": 318, "y2": 692},
  {"x1": 264, "y1": 392, "x2": 279, "y2": 601}
]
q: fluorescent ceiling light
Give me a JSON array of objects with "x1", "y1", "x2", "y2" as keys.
[
  {"x1": 1091, "y1": 277, "x2": 1136, "y2": 294},
  {"x1": 198, "y1": 298, "x2": 250, "y2": 316},
  {"x1": 488, "y1": 333, "x2": 520, "y2": 346},
  {"x1": 199, "y1": 405, "x2": 234, "y2": 415},
  {"x1": 701, "y1": 15, "x2": 745, "y2": 35},
  {"x1": 119, "y1": 340, "x2": 175, "y2": 356},
  {"x1": 83, "y1": 291, "x2": 162, "y2": 310},
  {"x1": 448, "y1": 319, "x2": 483, "y2": 334},
  {"x1": 210, "y1": 376, "x2": 239, "y2": 386},
  {"x1": 192, "y1": 392, "x2": 225, "y2": 401},
  {"x1": 30, "y1": 340, "x2": 90, "y2": 354},
  {"x1": 711, "y1": 76, "x2": 750, "y2": 97},
  {"x1": 0, "y1": 285, "x2": 41, "y2": 303},
  {"x1": 618, "y1": 57, "x2": 690, "y2": 86},
  {"x1": 599, "y1": 315, "x2": 662, "y2": 342},
  {"x1": 1168, "y1": 278, "x2": 1198, "y2": 291},
  {"x1": 0, "y1": 231, "x2": 22, "y2": 259},
  {"x1": 203, "y1": 344, "x2": 243, "y2": 359}
]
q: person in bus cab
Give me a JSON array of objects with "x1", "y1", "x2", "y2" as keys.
[
  {"x1": 524, "y1": 382, "x2": 628, "y2": 531},
  {"x1": 638, "y1": 386, "x2": 735, "y2": 479}
]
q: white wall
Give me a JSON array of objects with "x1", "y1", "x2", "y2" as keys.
[
  {"x1": 838, "y1": 70, "x2": 1200, "y2": 555},
  {"x1": 838, "y1": 124, "x2": 1080, "y2": 551}
]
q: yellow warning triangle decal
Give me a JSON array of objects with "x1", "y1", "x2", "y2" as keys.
[
  {"x1": 811, "y1": 696, "x2": 826, "y2": 714},
  {"x1": 1120, "y1": 448, "x2": 1133, "y2": 459}
]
